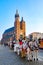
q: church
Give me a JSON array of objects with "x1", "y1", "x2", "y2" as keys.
[{"x1": 1, "y1": 10, "x2": 26, "y2": 44}]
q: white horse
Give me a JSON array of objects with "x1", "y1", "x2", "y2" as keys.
[
  {"x1": 14, "y1": 41, "x2": 20, "y2": 55},
  {"x1": 26, "y1": 41, "x2": 33, "y2": 61},
  {"x1": 33, "y1": 39, "x2": 39, "y2": 61},
  {"x1": 26, "y1": 46, "x2": 31, "y2": 61}
]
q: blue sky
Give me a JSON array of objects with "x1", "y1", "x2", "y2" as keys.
[{"x1": 0, "y1": 0, "x2": 43, "y2": 40}]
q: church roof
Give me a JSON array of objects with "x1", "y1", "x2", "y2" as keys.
[{"x1": 4, "y1": 27, "x2": 14, "y2": 34}]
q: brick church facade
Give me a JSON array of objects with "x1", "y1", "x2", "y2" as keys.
[{"x1": 14, "y1": 10, "x2": 26, "y2": 40}]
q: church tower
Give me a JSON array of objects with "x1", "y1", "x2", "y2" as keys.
[
  {"x1": 20, "y1": 17, "x2": 26, "y2": 39},
  {"x1": 14, "y1": 10, "x2": 20, "y2": 40},
  {"x1": 14, "y1": 10, "x2": 26, "y2": 40}
]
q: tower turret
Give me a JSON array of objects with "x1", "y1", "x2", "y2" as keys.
[
  {"x1": 21, "y1": 17, "x2": 24, "y2": 22},
  {"x1": 15, "y1": 10, "x2": 19, "y2": 21}
]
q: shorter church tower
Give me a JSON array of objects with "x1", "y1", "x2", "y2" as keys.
[{"x1": 20, "y1": 17, "x2": 26, "y2": 39}]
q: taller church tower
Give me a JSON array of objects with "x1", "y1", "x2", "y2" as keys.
[
  {"x1": 14, "y1": 10, "x2": 20, "y2": 40},
  {"x1": 14, "y1": 10, "x2": 26, "y2": 40}
]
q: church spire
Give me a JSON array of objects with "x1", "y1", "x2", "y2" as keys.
[
  {"x1": 21, "y1": 17, "x2": 24, "y2": 22},
  {"x1": 15, "y1": 10, "x2": 19, "y2": 18},
  {"x1": 16, "y1": 10, "x2": 18, "y2": 15}
]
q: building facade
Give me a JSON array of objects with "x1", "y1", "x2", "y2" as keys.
[{"x1": 29, "y1": 32, "x2": 43, "y2": 40}]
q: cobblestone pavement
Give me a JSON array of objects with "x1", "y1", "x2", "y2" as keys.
[{"x1": 0, "y1": 45, "x2": 43, "y2": 65}]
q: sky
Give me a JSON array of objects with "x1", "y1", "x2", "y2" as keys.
[{"x1": 0, "y1": 0, "x2": 43, "y2": 40}]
